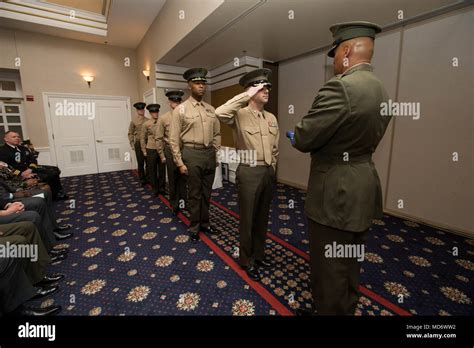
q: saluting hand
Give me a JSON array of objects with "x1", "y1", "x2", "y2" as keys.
[
  {"x1": 179, "y1": 165, "x2": 188, "y2": 175},
  {"x1": 247, "y1": 83, "x2": 265, "y2": 98}
]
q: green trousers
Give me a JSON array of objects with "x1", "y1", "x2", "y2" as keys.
[
  {"x1": 236, "y1": 164, "x2": 275, "y2": 267},
  {"x1": 165, "y1": 146, "x2": 186, "y2": 210},
  {"x1": 308, "y1": 219, "x2": 368, "y2": 315},
  {"x1": 182, "y1": 147, "x2": 215, "y2": 234},
  {"x1": 0, "y1": 221, "x2": 50, "y2": 284},
  {"x1": 134, "y1": 141, "x2": 146, "y2": 182},
  {"x1": 146, "y1": 148, "x2": 166, "y2": 194}
]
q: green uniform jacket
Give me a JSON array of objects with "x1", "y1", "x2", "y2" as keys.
[{"x1": 294, "y1": 63, "x2": 392, "y2": 232}]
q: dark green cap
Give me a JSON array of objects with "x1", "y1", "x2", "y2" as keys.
[
  {"x1": 146, "y1": 104, "x2": 160, "y2": 113},
  {"x1": 165, "y1": 89, "x2": 184, "y2": 102},
  {"x1": 133, "y1": 102, "x2": 146, "y2": 110},
  {"x1": 183, "y1": 68, "x2": 208, "y2": 82},
  {"x1": 327, "y1": 21, "x2": 382, "y2": 58},
  {"x1": 239, "y1": 68, "x2": 272, "y2": 89}
]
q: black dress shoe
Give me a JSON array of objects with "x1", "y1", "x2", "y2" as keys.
[
  {"x1": 31, "y1": 286, "x2": 59, "y2": 300},
  {"x1": 54, "y1": 231, "x2": 73, "y2": 240},
  {"x1": 54, "y1": 224, "x2": 72, "y2": 232},
  {"x1": 295, "y1": 308, "x2": 315, "y2": 316},
  {"x1": 56, "y1": 193, "x2": 69, "y2": 200},
  {"x1": 49, "y1": 249, "x2": 68, "y2": 257},
  {"x1": 190, "y1": 232, "x2": 200, "y2": 243},
  {"x1": 255, "y1": 259, "x2": 272, "y2": 269},
  {"x1": 36, "y1": 273, "x2": 64, "y2": 286},
  {"x1": 172, "y1": 207, "x2": 180, "y2": 216},
  {"x1": 201, "y1": 226, "x2": 218, "y2": 235},
  {"x1": 21, "y1": 305, "x2": 62, "y2": 316},
  {"x1": 244, "y1": 266, "x2": 261, "y2": 281},
  {"x1": 50, "y1": 253, "x2": 67, "y2": 263}
]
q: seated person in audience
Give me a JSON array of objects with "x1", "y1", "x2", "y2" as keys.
[
  {"x1": 0, "y1": 161, "x2": 53, "y2": 207},
  {"x1": 0, "y1": 198, "x2": 69, "y2": 261},
  {"x1": 0, "y1": 221, "x2": 63, "y2": 316},
  {"x1": 0, "y1": 179, "x2": 72, "y2": 240},
  {"x1": 21, "y1": 139, "x2": 39, "y2": 159},
  {"x1": 0, "y1": 131, "x2": 68, "y2": 200}
]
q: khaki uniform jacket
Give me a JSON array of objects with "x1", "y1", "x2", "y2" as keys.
[
  {"x1": 128, "y1": 116, "x2": 146, "y2": 147},
  {"x1": 169, "y1": 96, "x2": 221, "y2": 168},
  {"x1": 294, "y1": 63, "x2": 392, "y2": 232},
  {"x1": 215, "y1": 92, "x2": 279, "y2": 170},
  {"x1": 155, "y1": 111, "x2": 172, "y2": 162},
  {"x1": 140, "y1": 118, "x2": 158, "y2": 154}
]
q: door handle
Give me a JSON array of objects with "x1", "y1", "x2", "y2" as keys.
[{"x1": 96, "y1": 140, "x2": 103, "y2": 143}]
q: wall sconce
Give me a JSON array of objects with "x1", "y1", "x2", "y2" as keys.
[
  {"x1": 83, "y1": 75, "x2": 94, "y2": 88},
  {"x1": 142, "y1": 70, "x2": 150, "y2": 83}
]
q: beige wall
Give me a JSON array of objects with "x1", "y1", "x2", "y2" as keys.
[
  {"x1": 277, "y1": 8, "x2": 473, "y2": 236},
  {"x1": 136, "y1": 0, "x2": 224, "y2": 99},
  {"x1": 278, "y1": 52, "x2": 327, "y2": 189},
  {"x1": 0, "y1": 28, "x2": 139, "y2": 147},
  {"x1": 385, "y1": 8, "x2": 473, "y2": 234}
]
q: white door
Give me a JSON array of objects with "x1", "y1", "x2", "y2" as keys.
[
  {"x1": 93, "y1": 99, "x2": 131, "y2": 173},
  {"x1": 47, "y1": 95, "x2": 131, "y2": 177},
  {"x1": 48, "y1": 97, "x2": 98, "y2": 177}
]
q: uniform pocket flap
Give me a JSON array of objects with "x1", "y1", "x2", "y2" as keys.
[
  {"x1": 244, "y1": 127, "x2": 260, "y2": 135},
  {"x1": 268, "y1": 125, "x2": 278, "y2": 135}
]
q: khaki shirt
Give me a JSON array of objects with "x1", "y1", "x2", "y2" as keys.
[
  {"x1": 140, "y1": 118, "x2": 158, "y2": 154},
  {"x1": 169, "y1": 96, "x2": 221, "y2": 167},
  {"x1": 128, "y1": 115, "x2": 146, "y2": 146},
  {"x1": 215, "y1": 92, "x2": 279, "y2": 169},
  {"x1": 155, "y1": 111, "x2": 172, "y2": 161}
]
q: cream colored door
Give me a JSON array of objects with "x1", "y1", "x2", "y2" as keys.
[
  {"x1": 48, "y1": 96, "x2": 98, "y2": 177},
  {"x1": 93, "y1": 99, "x2": 132, "y2": 173}
]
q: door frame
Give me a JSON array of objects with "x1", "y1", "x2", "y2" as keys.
[{"x1": 42, "y1": 92, "x2": 131, "y2": 167}]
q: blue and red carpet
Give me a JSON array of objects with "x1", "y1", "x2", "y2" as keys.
[{"x1": 30, "y1": 170, "x2": 473, "y2": 316}]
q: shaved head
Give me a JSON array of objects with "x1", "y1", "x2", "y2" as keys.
[{"x1": 333, "y1": 36, "x2": 374, "y2": 75}]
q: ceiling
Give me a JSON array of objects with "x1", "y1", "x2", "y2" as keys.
[
  {"x1": 158, "y1": 0, "x2": 463, "y2": 68},
  {"x1": 0, "y1": 0, "x2": 166, "y2": 48}
]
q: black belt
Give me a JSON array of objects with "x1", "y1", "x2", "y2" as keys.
[{"x1": 183, "y1": 144, "x2": 212, "y2": 150}]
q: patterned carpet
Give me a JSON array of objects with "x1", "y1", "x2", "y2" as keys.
[
  {"x1": 211, "y1": 180, "x2": 474, "y2": 315},
  {"x1": 30, "y1": 170, "x2": 473, "y2": 316}
]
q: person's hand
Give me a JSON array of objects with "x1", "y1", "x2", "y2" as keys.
[
  {"x1": 21, "y1": 169, "x2": 33, "y2": 178},
  {"x1": 161, "y1": 158, "x2": 166, "y2": 164},
  {"x1": 26, "y1": 178, "x2": 38, "y2": 187},
  {"x1": 216, "y1": 161, "x2": 220, "y2": 168},
  {"x1": 179, "y1": 165, "x2": 188, "y2": 175},
  {"x1": 143, "y1": 152, "x2": 147, "y2": 157},
  {"x1": 12, "y1": 201, "x2": 24, "y2": 211},
  {"x1": 286, "y1": 130, "x2": 295, "y2": 146},
  {"x1": 247, "y1": 83, "x2": 265, "y2": 98},
  {"x1": 6, "y1": 202, "x2": 23, "y2": 214}
]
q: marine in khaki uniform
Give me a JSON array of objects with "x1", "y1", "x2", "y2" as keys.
[
  {"x1": 169, "y1": 68, "x2": 221, "y2": 242},
  {"x1": 156, "y1": 89, "x2": 186, "y2": 214},
  {"x1": 291, "y1": 21, "x2": 392, "y2": 315},
  {"x1": 141, "y1": 104, "x2": 165, "y2": 196},
  {"x1": 215, "y1": 68, "x2": 279, "y2": 281},
  {"x1": 128, "y1": 102, "x2": 147, "y2": 184}
]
